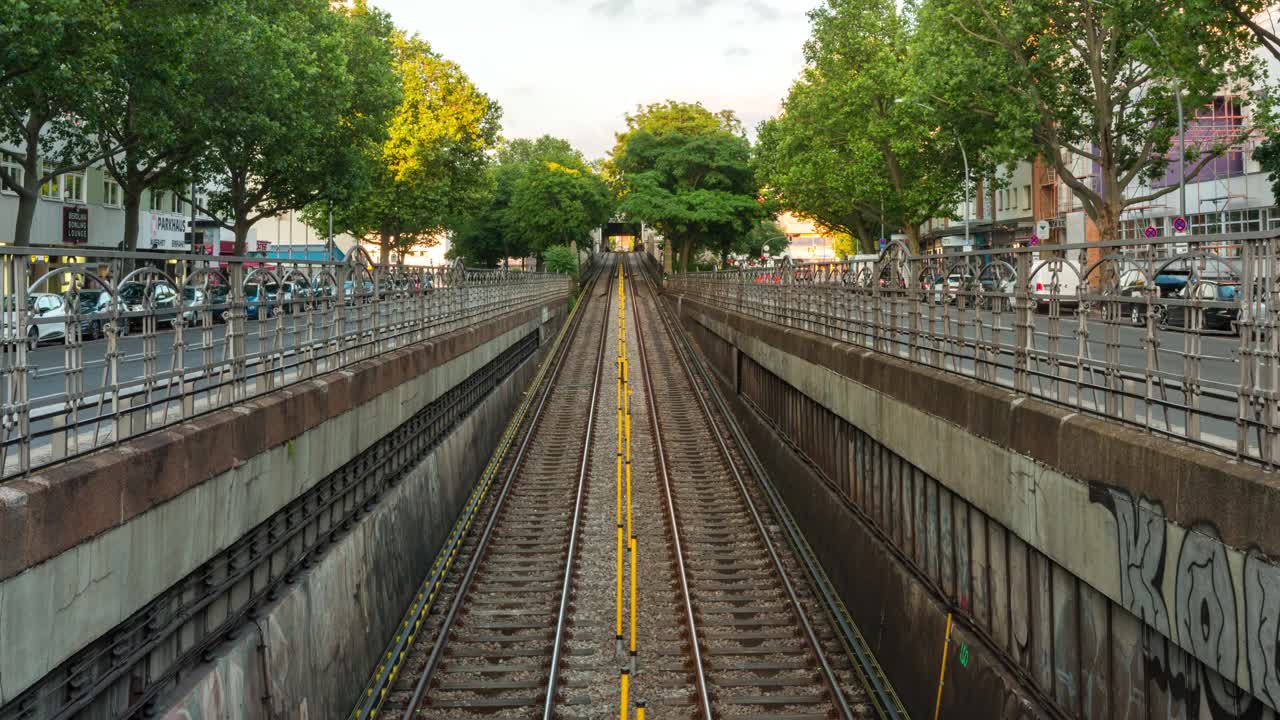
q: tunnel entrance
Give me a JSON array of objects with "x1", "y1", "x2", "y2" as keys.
[{"x1": 604, "y1": 221, "x2": 643, "y2": 252}]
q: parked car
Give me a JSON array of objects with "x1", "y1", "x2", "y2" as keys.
[
  {"x1": 1120, "y1": 270, "x2": 1192, "y2": 326},
  {"x1": 6, "y1": 293, "x2": 70, "y2": 350},
  {"x1": 1153, "y1": 280, "x2": 1243, "y2": 333},
  {"x1": 181, "y1": 286, "x2": 231, "y2": 324},
  {"x1": 74, "y1": 288, "x2": 121, "y2": 339},
  {"x1": 1029, "y1": 259, "x2": 1081, "y2": 311},
  {"x1": 117, "y1": 280, "x2": 180, "y2": 330}
]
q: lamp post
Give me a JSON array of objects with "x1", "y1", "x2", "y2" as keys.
[
  {"x1": 898, "y1": 99, "x2": 970, "y2": 249},
  {"x1": 1146, "y1": 29, "x2": 1187, "y2": 226}
]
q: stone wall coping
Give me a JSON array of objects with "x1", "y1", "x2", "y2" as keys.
[
  {"x1": 674, "y1": 293, "x2": 1277, "y2": 556},
  {"x1": 0, "y1": 298, "x2": 567, "y2": 582}
]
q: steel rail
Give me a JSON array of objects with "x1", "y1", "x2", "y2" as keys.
[
  {"x1": 400, "y1": 258, "x2": 613, "y2": 718},
  {"x1": 630, "y1": 255, "x2": 856, "y2": 720},
  {"x1": 349, "y1": 276, "x2": 596, "y2": 719},
  {"x1": 653, "y1": 277, "x2": 911, "y2": 719},
  {"x1": 624, "y1": 259, "x2": 714, "y2": 720},
  {"x1": 541, "y1": 260, "x2": 614, "y2": 718}
]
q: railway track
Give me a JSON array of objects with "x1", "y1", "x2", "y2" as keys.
[
  {"x1": 353, "y1": 256, "x2": 613, "y2": 719},
  {"x1": 353, "y1": 252, "x2": 904, "y2": 719},
  {"x1": 623, "y1": 255, "x2": 885, "y2": 719}
]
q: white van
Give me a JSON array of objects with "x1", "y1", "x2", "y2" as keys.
[{"x1": 1029, "y1": 258, "x2": 1081, "y2": 310}]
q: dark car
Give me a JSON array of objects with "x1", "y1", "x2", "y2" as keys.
[
  {"x1": 1120, "y1": 270, "x2": 1192, "y2": 326},
  {"x1": 117, "y1": 281, "x2": 179, "y2": 330},
  {"x1": 1157, "y1": 281, "x2": 1242, "y2": 333},
  {"x1": 71, "y1": 288, "x2": 115, "y2": 340}
]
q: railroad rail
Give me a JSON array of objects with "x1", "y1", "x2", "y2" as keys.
[
  {"x1": 353, "y1": 252, "x2": 904, "y2": 719},
  {"x1": 354, "y1": 255, "x2": 613, "y2": 718}
]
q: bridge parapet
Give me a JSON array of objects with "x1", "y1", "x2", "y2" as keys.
[
  {"x1": 669, "y1": 274, "x2": 1280, "y2": 719},
  {"x1": 671, "y1": 231, "x2": 1280, "y2": 468},
  {"x1": 0, "y1": 246, "x2": 572, "y2": 480}
]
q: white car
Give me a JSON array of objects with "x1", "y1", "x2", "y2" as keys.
[{"x1": 2, "y1": 293, "x2": 69, "y2": 350}]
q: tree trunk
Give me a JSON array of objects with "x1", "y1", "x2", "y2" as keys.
[
  {"x1": 14, "y1": 189, "x2": 36, "y2": 247},
  {"x1": 233, "y1": 217, "x2": 251, "y2": 256},
  {"x1": 906, "y1": 225, "x2": 922, "y2": 255},
  {"x1": 378, "y1": 231, "x2": 391, "y2": 264},
  {"x1": 678, "y1": 238, "x2": 693, "y2": 273},
  {"x1": 123, "y1": 190, "x2": 142, "y2": 252}
]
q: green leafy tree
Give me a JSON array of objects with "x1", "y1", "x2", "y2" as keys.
[
  {"x1": 198, "y1": 0, "x2": 397, "y2": 255},
  {"x1": 89, "y1": 0, "x2": 219, "y2": 253},
  {"x1": 542, "y1": 244, "x2": 579, "y2": 276},
  {"x1": 451, "y1": 136, "x2": 608, "y2": 267},
  {"x1": 508, "y1": 159, "x2": 613, "y2": 263},
  {"x1": 738, "y1": 219, "x2": 787, "y2": 260},
  {"x1": 920, "y1": 0, "x2": 1264, "y2": 243},
  {"x1": 0, "y1": 0, "x2": 120, "y2": 246},
  {"x1": 612, "y1": 102, "x2": 765, "y2": 271},
  {"x1": 325, "y1": 31, "x2": 499, "y2": 264},
  {"x1": 756, "y1": 0, "x2": 969, "y2": 254},
  {"x1": 832, "y1": 233, "x2": 859, "y2": 260}
]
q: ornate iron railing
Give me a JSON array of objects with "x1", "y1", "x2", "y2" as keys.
[
  {"x1": 0, "y1": 246, "x2": 572, "y2": 480},
  {"x1": 669, "y1": 232, "x2": 1280, "y2": 466}
]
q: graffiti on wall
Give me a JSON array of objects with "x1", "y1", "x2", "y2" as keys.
[{"x1": 1091, "y1": 485, "x2": 1270, "y2": 719}]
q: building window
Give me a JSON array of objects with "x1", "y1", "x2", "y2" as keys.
[
  {"x1": 103, "y1": 178, "x2": 122, "y2": 208},
  {"x1": 62, "y1": 171, "x2": 85, "y2": 203},
  {"x1": 167, "y1": 192, "x2": 181, "y2": 214},
  {"x1": 150, "y1": 190, "x2": 166, "y2": 212},
  {"x1": 0, "y1": 158, "x2": 22, "y2": 194},
  {"x1": 1022, "y1": 186, "x2": 1032, "y2": 211},
  {"x1": 39, "y1": 164, "x2": 61, "y2": 200}
]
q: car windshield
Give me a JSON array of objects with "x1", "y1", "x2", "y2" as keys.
[
  {"x1": 183, "y1": 288, "x2": 204, "y2": 302},
  {"x1": 245, "y1": 284, "x2": 262, "y2": 299},
  {"x1": 76, "y1": 290, "x2": 104, "y2": 309},
  {"x1": 1218, "y1": 284, "x2": 1240, "y2": 301},
  {"x1": 118, "y1": 284, "x2": 145, "y2": 302}
]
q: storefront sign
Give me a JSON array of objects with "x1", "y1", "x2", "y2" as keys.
[
  {"x1": 148, "y1": 212, "x2": 191, "y2": 251},
  {"x1": 63, "y1": 206, "x2": 89, "y2": 244}
]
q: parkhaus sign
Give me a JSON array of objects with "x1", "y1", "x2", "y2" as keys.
[{"x1": 148, "y1": 212, "x2": 191, "y2": 251}]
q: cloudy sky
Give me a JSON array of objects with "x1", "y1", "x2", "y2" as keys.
[{"x1": 372, "y1": 0, "x2": 819, "y2": 159}]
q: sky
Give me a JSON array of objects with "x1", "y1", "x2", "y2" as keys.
[{"x1": 371, "y1": 0, "x2": 819, "y2": 159}]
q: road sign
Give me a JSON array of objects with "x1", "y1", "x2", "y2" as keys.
[
  {"x1": 1173, "y1": 217, "x2": 1188, "y2": 234},
  {"x1": 1028, "y1": 235, "x2": 1040, "y2": 247},
  {"x1": 1144, "y1": 225, "x2": 1159, "y2": 239},
  {"x1": 878, "y1": 237, "x2": 888, "y2": 249}
]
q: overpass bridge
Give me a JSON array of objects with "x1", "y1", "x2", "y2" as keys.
[{"x1": 1, "y1": 235, "x2": 1278, "y2": 719}]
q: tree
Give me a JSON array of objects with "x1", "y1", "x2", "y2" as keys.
[
  {"x1": 451, "y1": 136, "x2": 606, "y2": 268},
  {"x1": 326, "y1": 32, "x2": 499, "y2": 264},
  {"x1": 508, "y1": 159, "x2": 613, "y2": 263},
  {"x1": 832, "y1": 233, "x2": 859, "y2": 259},
  {"x1": 0, "y1": 0, "x2": 121, "y2": 246},
  {"x1": 739, "y1": 219, "x2": 787, "y2": 260},
  {"x1": 542, "y1": 244, "x2": 579, "y2": 276},
  {"x1": 611, "y1": 102, "x2": 765, "y2": 271},
  {"x1": 198, "y1": 0, "x2": 396, "y2": 255},
  {"x1": 921, "y1": 0, "x2": 1264, "y2": 244},
  {"x1": 89, "y1": 0, "x2": 217, "y2": 254},
  {"x1": 756, "y1": 0, "x2": 970, "y2": 254}
]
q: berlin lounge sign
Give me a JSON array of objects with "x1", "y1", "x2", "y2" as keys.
[{"x1": 63, "y1": 206, "x2": 89, "y2": 244}]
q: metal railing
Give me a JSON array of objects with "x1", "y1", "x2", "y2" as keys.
[
  {"x1": 669, "y1": 232, "x2": 1280, "y2": 467},
  {"x1": 0, "y1": 246, "x2": 572, "y2": 480}
]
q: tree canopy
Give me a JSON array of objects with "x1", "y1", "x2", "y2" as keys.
[
  {"x1": 322, "y1": 30, "x2": 499, "y2": 263},
  {"x1": 611, "y1": 102, "x2": 765, "y2": 271},
  {"x1": 915, "y1": 0, "x2": 1264, "y2": 243},
  {"x1": 451, "y1": 136, "x2": 611, "y2": 268}
]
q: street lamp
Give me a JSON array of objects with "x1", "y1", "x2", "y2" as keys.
[
  {"x1": 897, "y1": 99, "x2": 971, "y2": 249},
  {"x1": 1145, "y1": 29, "x2": 1188, "y2": 226}
]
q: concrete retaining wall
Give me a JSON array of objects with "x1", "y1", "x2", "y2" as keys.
[
  {"x1": 670, "y1": 292, "x2": 1280, "y2": 720},
  {"x1": 155, "y1": 346, "x2": 541, "y2": 719},
  {"x1": 0, "y1": 297, "x2": 568, "y2": 706}
]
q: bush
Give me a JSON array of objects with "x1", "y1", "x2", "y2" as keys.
[{"x1": 543, "y1": 245, "x2": 579, "y2": 276}]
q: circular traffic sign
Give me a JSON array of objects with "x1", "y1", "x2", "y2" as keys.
[
  {"x1": 1144, "y1": 225, "x2": 1159, "y2": 239},
  {"x1": 1173, "y1": 217, "x2": 1188, "y2": 234}
]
